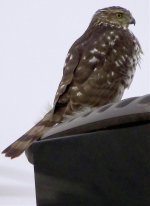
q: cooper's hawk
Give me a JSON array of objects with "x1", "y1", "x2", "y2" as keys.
[{"x1": 2, "y1": 6, "x2": 142, "y2": 158}]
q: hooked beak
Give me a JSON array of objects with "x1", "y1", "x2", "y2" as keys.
[{"x1": 130, "y1": 17, "x2": 136, "y2": 25}]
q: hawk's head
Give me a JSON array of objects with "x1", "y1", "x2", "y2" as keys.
[{"x1": 92, "y1": 6, "x2": 135, "y2": 28}]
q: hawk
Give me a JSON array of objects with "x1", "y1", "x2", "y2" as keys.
[{"x1": 2, "y1": 6, "x2": 142, "y2": 158}]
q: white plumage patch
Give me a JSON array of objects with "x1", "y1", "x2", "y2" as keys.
[
  {"x1": 115, "y1": 61, "x2": 120, "y2": 67},
  {"x1": 70, "y1": 54, "x2": 73, "y2": 60},
  {"x1": 111, "y1": 71, "x2": 115, "y2": 76},
  {"x1": 100, "y1": 51, "x2": 105, "y2": 55},
  {"x1": 118, "y1": 59, "x2": 124, "y2": 65},
  {"x1": 115, "y1": 35, "x2": 119, "y2": 39},
  {"x1": 60, "y1": 85, "x2": 65, "y2": 89},
  {"x1": 107, "y1": 36, "x2": 111, "y2": 40},
  {"x1": 113, "y1": 49, "x2": 117, "y2": 53},
  {"x1": 101, "y1": 43, "x2": 106, "y2": 47},
  {"x1": 90, "y1": 48, "x2": 99, "y2": 54},
  {"x1": 107, "y1": 80, "x2": 111, "y2": 85},
  {"x1": 94, "y1": 67, "x2": 98, "y2": 72},
  {"x1": 121, "y1": 55, "x2": 126, "y2": 62},
  {"x1": 76, "y1": 92, "x2": 82, "y2": 97},
  {"x1": 110, "y1": 41, "x2": 115, "y2": 46},
  {"x1": 72, "y1": 86, "x2": 78, "y2": 91},
  {"x1": 89, "y1": 56, "x2": 99, "y2": 63},
  {"x1": 110, "y1": 31, "x2": 114, "y2": 35}
]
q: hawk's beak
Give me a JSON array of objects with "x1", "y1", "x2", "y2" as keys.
[{"x1": 130, "y1": 17, "x2": 136, "y2": 25}]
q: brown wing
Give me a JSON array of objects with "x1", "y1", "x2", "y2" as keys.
[
  {"x1": 52, "y1": 47, "x2": 81, "y2": 118},
  {"x1": 54, "y1": 48, "x2": 80, "y2": 106},
  {"x1": 52, "y1": 24, "x2": 96, "y2": 112}
]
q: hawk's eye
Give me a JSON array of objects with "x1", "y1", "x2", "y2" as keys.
[{"x1": 116, "y1": 13, "x2": 123, "y2": 18}]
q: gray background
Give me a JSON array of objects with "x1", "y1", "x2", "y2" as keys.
[{"x1": 0, "y1": 0, "x2": 149, "y2": 205}]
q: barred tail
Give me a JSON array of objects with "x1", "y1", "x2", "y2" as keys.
[{"x1": 2, "y1": 111, "x2": 54, "y2": 159}]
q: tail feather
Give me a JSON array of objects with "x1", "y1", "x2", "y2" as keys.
[
  {"x1": 2, "y1": 125, "x2": 47, "y2": 159},
  {"x1": 2, "y1": 134, "x2": 37, "y2": 158},
  {"x1": 2, "y1": 111, "x2": 54, "y2": 158}
]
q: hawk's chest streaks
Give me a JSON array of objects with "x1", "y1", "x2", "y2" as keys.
[{"x1": 75, "y1": 26, "x2": 139, "y2": 80}]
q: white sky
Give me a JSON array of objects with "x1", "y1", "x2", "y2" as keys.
[{"x1": 0, "y1": 1, "x2": 150, "y2": 205}]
